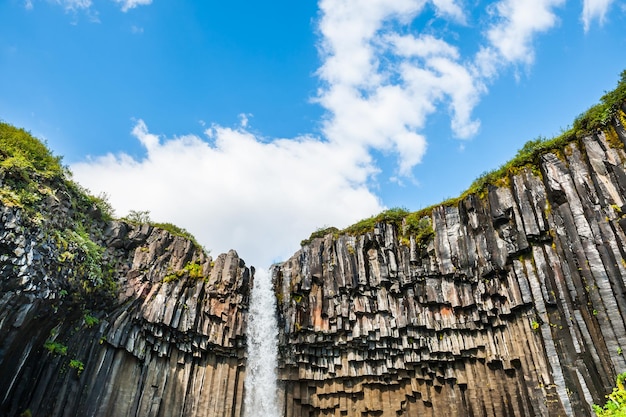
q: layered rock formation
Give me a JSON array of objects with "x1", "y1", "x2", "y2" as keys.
[
  {"x1": 0, "y1": 169, "x2": 251, "y2": 417},
  {"x1": 273, "y1": 114, "x2": 626, "y2": 416}
]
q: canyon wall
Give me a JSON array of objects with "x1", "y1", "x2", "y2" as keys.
[{"x1": 273, "y1": 115, "x2": 626, "y2": 416}]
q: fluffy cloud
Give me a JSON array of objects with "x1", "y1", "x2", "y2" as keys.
[
  {"x1": 582, "y1": 0, "x2": 614, "y2": 31},
  {"x1": 479, "y1": 0, "x2": 565, "y2": 70},
  {"x1": 71, "y1": 0, "x2": 594, "y2": 266},
  {"x1": 316, "y1": 0, "x2": 482, "y2": 178},
  {"x1": 72, "y1": 120, "x2": 383, "y2": 267}
]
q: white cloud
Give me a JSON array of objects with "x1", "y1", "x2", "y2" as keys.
[
  {"x1": 113, "y1": 0, "x2": 152, "y2": 12},
  {"x1": 479, "y1": 0, "x2": 565, "y2": 70},
  {"x1": 72, "y1": 120, "x2": 383, "y2": 267},
  {"x1": 431, "y1": 0, "x2": 466, "y2": 23},
  {"x1": 582, "y1": 0, "x2": 614, "y2": 31},
  {"x1": 238, "y1": 113, "x2": 252, "y2": 128},
  {"x1": 316, "y1": 0, "x2": 483, "y2": 179},
  {"x1": 71, "y1": 0, "x2": 583, "y2": 266}
]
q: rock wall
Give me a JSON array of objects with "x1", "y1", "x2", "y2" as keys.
[
  {"x1": 4, "y1": 107, "x2": 626, "y2": 417},
  {"x1": 0, "y1": 195, "x2": 251, "y2": 417},
  {"x1": 273, "y1": 118, "x2": 626, "y2": 416}
]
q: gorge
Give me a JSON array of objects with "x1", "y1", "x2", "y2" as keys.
[{"x1": 2, "y1": 76, "x2": 626, "y2": 416}]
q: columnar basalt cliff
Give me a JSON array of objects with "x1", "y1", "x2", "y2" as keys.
[
  {"x1": 0, "y1": 136, "x2": 252, "y2": 417},
  {"x1": 273, "y1": 113, "x2": 626, "y2": 416},
  {"x1": 2, "y1": 78, "x2": 626, "y2": 417}
]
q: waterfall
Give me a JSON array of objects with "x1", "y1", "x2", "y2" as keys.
[{"x1": 244, "y1": 267, "x2": 280, "y2": 417}]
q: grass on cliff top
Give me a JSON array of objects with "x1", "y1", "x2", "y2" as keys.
[
  {"x1": 464, "y1": 69, "x2": 626, "y2": 200},
  {"x1": 302, "y1": 69, "x2": 626, "y2": 245},
  {"x1": 0, "y1": 122, "x2": 64, "y2": 180},
  {"x1": 122, "y1": 209, "x2": 205, "y2": 253}
]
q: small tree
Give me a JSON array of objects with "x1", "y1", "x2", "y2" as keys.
[{"x1": 124, "y1": 210, "x2": 152, "y2": 224}]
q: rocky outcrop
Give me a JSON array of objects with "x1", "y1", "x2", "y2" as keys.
[
  {"x1": 273, "y1": 118, "x2": 626, "y2": 416},
  {"x1": 0, "y1": 191, "x2": 251, "y2": 416}
]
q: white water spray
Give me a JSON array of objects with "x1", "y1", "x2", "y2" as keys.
[{"x1": 244, "y1": 267, "x2": 280, "y2": 417}]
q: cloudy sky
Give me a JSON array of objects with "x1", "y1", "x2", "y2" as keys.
[{"x1": 1, "y1": 0, "x2": 625, "y2": 267}]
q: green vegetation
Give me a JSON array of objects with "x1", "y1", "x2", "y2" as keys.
[
  {"x1": 0, "y1": 123, "x2": 63, "y2": 210},
  {"x1": 44, "y1": 340, "x2": 68, "y2": 356},
  {"x1": 123, "y1": 210, "x2": 204, "y2": 251},
  {"x1": 343, "y1": 207, "x2": 409, "y2": 236},
  {"x1": 301, "y1": 208, "x2": 434, "y2": 249},
  {"x1": 300, "y1": 226, "x2": 340, "y2": 246},
  {"x1": 69, "y1": 359, "x2": 84, "y2": 376},
  {"x1": 0, "y1": 122, "x2": 63, "y2": 180},
  {"x1": 1, "y1": 122, "x2": 209, "y2": 299},
  {"x1": 404, "y1": 213, "x2": 434, "y2": 247},
  {"x1": 164, "y1": 261, "x2": 205, "y2": 283},
  {"x1": 123, "y1": 209, "x2": 152, "y2": 223},
  {"x1": 594, "y1": 372, "x2": 626, "y2": 416},
  {"x1": 153, "y1": 222, "x2": 203, "y2": 250},
  {"x1": 51, "y1": 225, "x2": 117, "y2": 296},
  {"x1": 463, "y1": 69, "x2": 626, "y2": 200},
  {"x1": 83, "y1": 312, "x2": 99, "y2": 327}
]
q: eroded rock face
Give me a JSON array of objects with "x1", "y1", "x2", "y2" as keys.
[
  {"x1": 273, "y1": 129, "x2": 626, "y2": 416},
  {"x1": 0, "y1": 206, "x2": 250, "y2": 417}
]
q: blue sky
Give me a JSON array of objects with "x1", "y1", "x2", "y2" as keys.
[{"x1": 1, "y1": 0, "x2": 625, "y2": 267}]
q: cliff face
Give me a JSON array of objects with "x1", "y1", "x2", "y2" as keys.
[
  {"x1": 273, "y1": 116, "x2": 626, "y2": 416},
  {"x1": 0, "y1": 156, "x2": 251, "y2": 417},
  {"x1": 3, "y1": 96, "x2": 626, "y2": 417}
]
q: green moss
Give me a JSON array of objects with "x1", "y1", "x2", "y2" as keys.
[{"x1": 122, "y1": 211, "x2": 205, "y2": 251}]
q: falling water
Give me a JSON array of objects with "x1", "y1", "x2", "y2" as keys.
[{"x1": 244, "y1": 267, "x2": 280, "y2": 417}]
